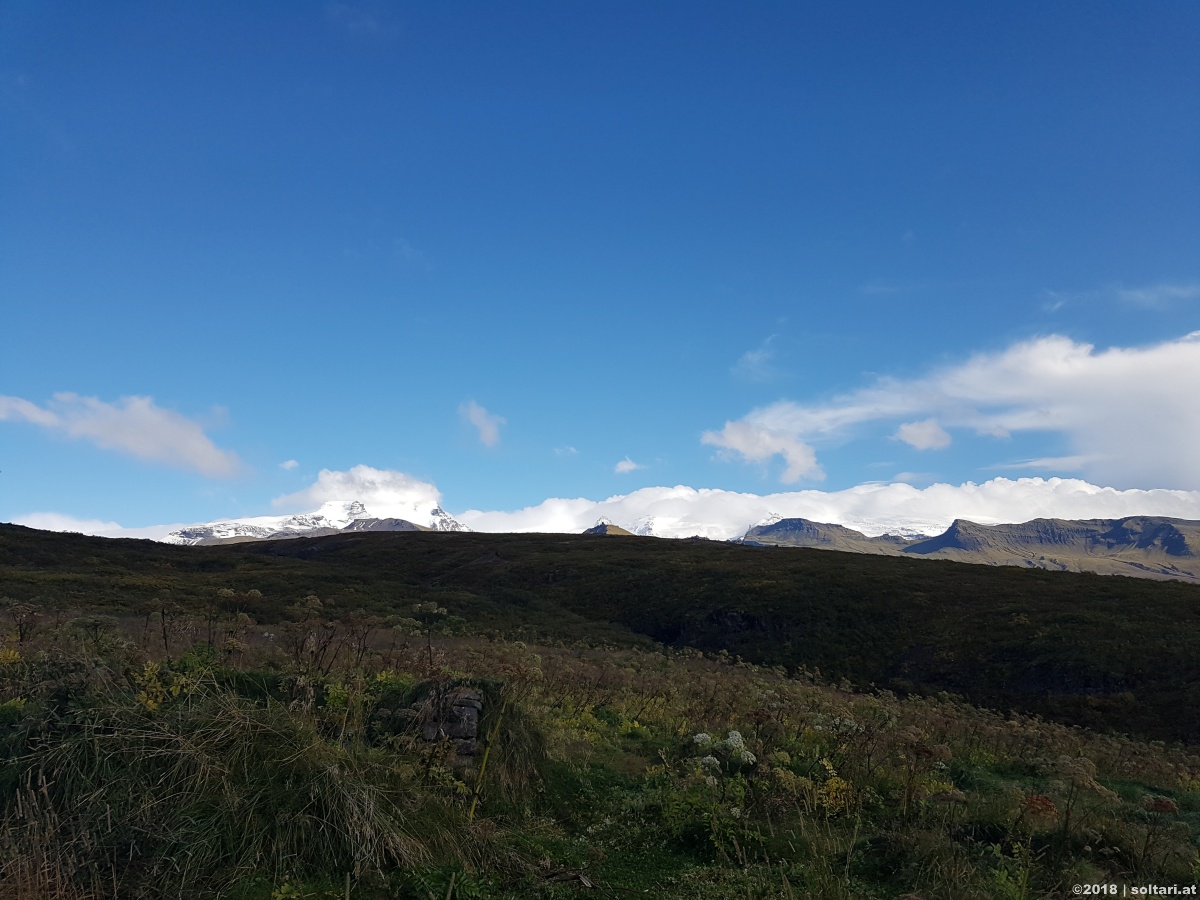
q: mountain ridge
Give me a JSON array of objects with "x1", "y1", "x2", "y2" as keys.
[{"x1": 740, "y1": 515, "x2": 1200, "y2": 582}]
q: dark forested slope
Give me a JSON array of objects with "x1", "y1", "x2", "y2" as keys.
[{"x1": 3, "y1": 523, "x2": 1198, "y2": 743}]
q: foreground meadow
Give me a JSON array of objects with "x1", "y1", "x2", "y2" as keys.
[{"x1": 0, "y1": 589, "x2": 1197, "y2": 899}]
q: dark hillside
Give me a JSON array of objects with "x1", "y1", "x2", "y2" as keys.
[{"x1": 3, "y1": 523, "x2": 1199, "y2": 743}]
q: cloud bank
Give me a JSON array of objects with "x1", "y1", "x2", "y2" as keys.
[
  {"x1": 705, "y1": 332, "x2": 1200, "y2": 489},
  {"x1": 0, "y1": 393, "x2": 240, "y2": 477},
  {"x1": 457, "y1": 476, "x2": 1200, "y2": 540},
  {"x1": 21, "y1": 468, "x2": 1200, "y2": 544},
  {"x1": 11, "y1": 512, "x2": 186, "y2": 541}
]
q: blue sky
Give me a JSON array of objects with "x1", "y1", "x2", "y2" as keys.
[{"x1": 3, "y1": 2, "x2": 1199, "y2": 536}]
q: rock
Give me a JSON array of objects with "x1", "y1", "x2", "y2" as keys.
[
  {"x1": 448, "y1": 706, "x2": 479, "y2": 739},
  {"x1": 410, "y1": 684, "x2": 487, "y2": 756}
]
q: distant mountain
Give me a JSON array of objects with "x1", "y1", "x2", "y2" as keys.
[
  {"x1": 740, "y1": 515, "x2": 1200, "y2": 582},
  {"x1": 583, "y1": 518, "x2": 636, "y2": 536},
  {"x1": 161, "y1": 500, "x2": 1200, "y2": 581},
  {"x1": 164, "y1": 499, "x2": 468, "y2": 546},
  {"x1": 341, "y1": 517, "x2": 427, "y2": 534},
  {"x1": 741, "y1": 518, "x2": 913, "y2": 555}
]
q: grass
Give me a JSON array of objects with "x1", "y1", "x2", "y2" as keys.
[
  {"x1": 0, "y1": 524, "x2": 1198, "y2": 896},
  {"x1": 0, "y1": 622, "x2": 1195, "y2": 897}
]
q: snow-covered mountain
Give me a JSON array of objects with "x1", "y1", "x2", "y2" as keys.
[
  {"x1": 625, "y1": 514, "x2": 742, "y2": 541},
  {"x1": 164, "y1": 499, "x2": 468, "y2": 545}
]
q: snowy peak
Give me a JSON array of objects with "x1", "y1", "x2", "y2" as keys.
[
  {"x1": 430, "y1": 506, "x2": 470, "y2": 533},
  {"x1": 163, "y1": 499, "x2": 469, "y2": 545}
]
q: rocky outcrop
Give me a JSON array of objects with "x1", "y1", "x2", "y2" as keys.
[
  {"x1": 419, "y1": 686, "x2": 485, "y2": 757},
  {"x1": 342, "y1": 517, "x2": 427, "y2": 533},
  {"x1": 368, "y1": 682, "x2": 488, "y2": 763}
]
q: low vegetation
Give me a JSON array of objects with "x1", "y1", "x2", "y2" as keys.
[{"x1": 0, "y1": 525, "x2": 1198, "y2": 896}]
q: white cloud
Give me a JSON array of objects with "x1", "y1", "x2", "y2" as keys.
[
  {"x1": 279, "y1": 459, "x2": 299, "y2": 471},
  {"x1": 391, "y1": 236, "x2": 430, "y2": 271},
  {"x1": 326, "y1": 3, "x2": 400, "y2": 40},
  {"x1": 861, "y1": 280, "x2": 905, "y2": 296},
  {"x1": 995, "y1": 455, "x2": 1098, "y2": 472},
  {"x1": 732, "y1": 336, "x2": 777, "y2": 382},
  {"x1": 12, "y1": 512, "x2": 185, "y2": 541},
  {"x1": 271, "y1": 464, "x2": 442, "y2": 515},
  {"x1": 1041, "y1": 281, "x2": 1200, "y2": 313},
  {"x1": 893, "y1": 418, "x2": 951, "y2": 450},
  {"x1": 615, "y1": 457, "x2": 644, "y2": 474},
  {"x1": 890, "y1": 471, "x2": 934, "y2": 485},
  {"x1": 1041, "y1": 292, "x2": 1069, "y2": 313},
  {"x1": 1116, "y1": 283, "x2": 1200, "y2": 308},
  {"x1": 457, "y1": 477, "x2": 1200, "y2": 540},
  {"x1": 554, "y1": 446, "x2": 579, "y2": 457},
  {"x1": 701, "y1": 421, "x2": 823, "y2": 483},
  {"x1": 706, "y1": 332, "x2": 1200, "y2": 489},
  {"x1": 0, "y1": 396, "x2": 57, "y2": 427},
  {"x1": 459, "y1": 400, "x2": 505, "y2": 447},
  {"x1": 0, "y1": 393, "x2": 241, "y2": 477}
]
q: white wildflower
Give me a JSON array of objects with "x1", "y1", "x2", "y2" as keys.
[{"x1": 692, "y1": 732, "x2": 713, "y2": 747}]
